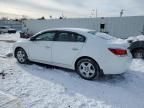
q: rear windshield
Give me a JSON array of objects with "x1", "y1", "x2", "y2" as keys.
[
  {"x1": 87, "y1": 31, "x2": 97, "y2": 35},
  {"x1": 87, "y1": 30, "x2": 116, "y2": 40}
]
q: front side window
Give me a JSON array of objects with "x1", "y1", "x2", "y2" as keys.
[
  {"x1": 56, "y1": 31, "x2": 85, "y2": 42},
  {"x1": 35, "y1": 32, "x2": 56, "y2": 41}
]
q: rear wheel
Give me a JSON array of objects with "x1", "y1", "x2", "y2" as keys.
[
  {"x1": 15, "y1": 48, "x2": 29, "y2": 64},
  {"x1": 132, "y1": 48, "x2": 144, "y2": 59},
  {"x1": 76, "y1": 58, "x2": 100, "y2": 80}
]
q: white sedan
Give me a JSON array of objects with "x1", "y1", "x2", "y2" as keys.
[{"x1": 13, "y1": 28, "x2": 132, "y2": 80}]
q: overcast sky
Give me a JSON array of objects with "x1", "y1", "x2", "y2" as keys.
[{"x1": 0, "y1": 0, "x2": 144, "y2": 19}]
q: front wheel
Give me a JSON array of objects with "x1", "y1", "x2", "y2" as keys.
[
  {"x1": 76, "y1": 58, "x2": 100, "y2": 80},
  {"x1": 15, "y1": 48, "x2": 29, "y2": 64}
]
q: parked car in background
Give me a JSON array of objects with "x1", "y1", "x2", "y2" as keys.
[
  {"x1": 127, "y1": 35, "x2": 144, "y2": 59},
  {"x1": 13, "y1": 28, "x2": 132, "y2": 80},
  {"x1": 0, "y1": 26, "x2": 16, "y2": 34}
]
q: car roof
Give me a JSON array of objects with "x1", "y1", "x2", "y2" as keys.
[{"x1": 42, "y1": 28, "x2": 95, "y2": 33}]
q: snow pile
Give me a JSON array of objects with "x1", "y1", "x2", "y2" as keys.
[
  {"x1": 0, "y1": 33, "x2": 144, "y2": 108},
  {"x1": 96, "y1": 32, "x2": 117, "y2": 40},
  {"x1": 0, "y1": 42, "x2": 13, "y2": 56},
  {"x1": 1, "y1": 56, "x2": 144, "y2": 108},
  {"x1": 126, "y1": 35, "x2": 144, "y2": 42},
  {"x1": 0, "y1": 91, "x2": 23, "y2": 108},
  {"x1": 0, "y1": 32, "x2": 20, "y2": 41},
  {"x1": 0, "y1": 58, "x2": 113, "y2": 108},
  {"x1": 96, "y1": 32, "x2": 144, "y2": 44}
]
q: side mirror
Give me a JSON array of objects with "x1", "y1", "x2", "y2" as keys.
[{"x1": 30, "y1": 37, "x2": 35, "y2": 41}]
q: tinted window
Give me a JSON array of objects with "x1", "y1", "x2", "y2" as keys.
[
  {"x1": 35, "y1": 32, "x2": 56, "y2": 41},
  {"x1": 56, "y1": 32, "x2": 71, "y2": 41},
  {"x1": 73, "y1": 33, "x2": 85, "y2": 42},
  {"x1": 56, "y1": 32, "x2": 85, "y2": 42}
]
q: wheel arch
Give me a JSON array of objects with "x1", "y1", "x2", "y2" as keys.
[
  {"x1": 74, "y1": 56, "x2": 100, "y2": 70},
  {"x1": 14, "y1": 47, "x2": 25, "y2": 58},
  {"x1": 74, "y1": 56, "x2": 104, "y2": 76}
]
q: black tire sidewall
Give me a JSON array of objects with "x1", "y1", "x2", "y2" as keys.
[
  {"x1": 16, "y1": 48, "x2": 29, "y2": 64},
  {"x1": 133, "y1": 49, "x2": 144, "y2": 59},
  {"x1": 76, "y1": 58, "x2": 100, "y2": 80}
]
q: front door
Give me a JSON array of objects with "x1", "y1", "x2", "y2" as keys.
[{"x1": 28, "y1": 31, "x2": 56, "y2": 63}]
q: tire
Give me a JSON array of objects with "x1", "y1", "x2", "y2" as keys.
[
  {"x1": 76, "y1": 58, "x2": 100, "y2": 80},
  {"x1": 15, "y1": 48, "x2": 29, "y2": 64},
  {"x1": 132, "y1": 49, "x2": 144, "y2": 59}
]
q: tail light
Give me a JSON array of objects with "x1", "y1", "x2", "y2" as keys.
[{"x1": 108, "y1": 48, "x2": 127, "y2": 56}]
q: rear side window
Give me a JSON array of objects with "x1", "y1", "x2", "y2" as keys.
[
  {"x1": 56, "y1": 32, "x2": 71, "y2": 41},
  {"x1": 73, "y1": 33, "x2": 86, "y2": 42},
  {"x1": 56, "y1": 31, "x2": 86, "y2": 42}
]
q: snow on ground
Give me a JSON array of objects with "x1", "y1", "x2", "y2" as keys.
[
  {"x1": 126, "y1": 35, "x2": 144, "y2": 42},
  {"x1": 0, "y1": 33, "x2": 144, "y2": 108},
  {"x1": 0, "y1": 32, "x2": 20, "y2": 41},
  {"x1": 0, "y1": 42, "x2": 13, "y2": 56}
]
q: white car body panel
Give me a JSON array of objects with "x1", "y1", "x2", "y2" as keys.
[
  {"x1": 13, "y1": 28, "x2": 132, "y2": 75},
  {"x1": 52, "y1": 42, "x2": 84, "y2": 68},
  {"x1": 28, "y1": 41, "x2": 53, "y2": 63}
]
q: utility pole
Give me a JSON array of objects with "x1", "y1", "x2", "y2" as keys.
[
  {"x1": 92, "y1": 9, "x2": 98, "y2": 18},
  {"x1": 96, "y1": 9, "x2": 98, "y2": 18},
  {"x1": 120, "y1": 9, "x2": 124, "y2": 17},
  {"x1": 61, "y1": 11, "x2": 65, "y2": 19},
  {"x1": 142, "y1": 24, "x2": 144, "y2": 35}
]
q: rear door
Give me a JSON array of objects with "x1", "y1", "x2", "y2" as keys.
[{"x1": 52, "y1": 31, "x2": 86, "y2": 68}]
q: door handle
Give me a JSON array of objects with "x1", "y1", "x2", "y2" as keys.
[
  {"x1": 72, "y1": 48, "x2": 79, "y2": 51},
  {"x1": 45, "y1": 46, "x2": 50, "y2": 48}
]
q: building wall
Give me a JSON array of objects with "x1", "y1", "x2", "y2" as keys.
[
  {"x1": 106, "y1": 16, "x2": 144, "y2": 38},
  {"x1": 23, "y1": 16, "x2": 144, "y2": 38},
  {"x1": 0, "y1": 20, "x2": 22, "y2": 31}
]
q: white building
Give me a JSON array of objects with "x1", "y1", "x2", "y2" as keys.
[
  {"x1": 22, "y1": 16, "x2": 144, "y2": 39},
  {"x1": 0, "y1": 20, "x2": 22, "y2": 30}
]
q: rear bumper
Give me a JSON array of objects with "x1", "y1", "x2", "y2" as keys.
[{"x1": 102, "y1": 56, "x2": 132, "y2": 75}]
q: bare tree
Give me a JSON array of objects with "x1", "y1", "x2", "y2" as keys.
[{"x1": 38, "y1": 16, "x2": 45, "y2": 20}]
